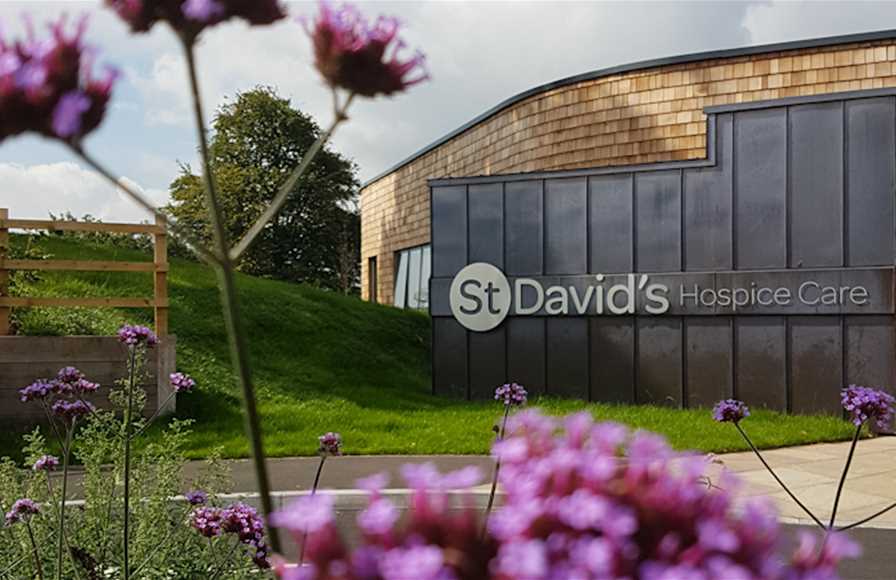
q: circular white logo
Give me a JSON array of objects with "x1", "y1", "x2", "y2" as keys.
[{"x1": 449, "y1": 262, "x2": 511, "y2": 332}]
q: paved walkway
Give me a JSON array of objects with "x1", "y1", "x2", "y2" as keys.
[{"x1": 181, "y1": 436, "x2": 896, "y2": 529}]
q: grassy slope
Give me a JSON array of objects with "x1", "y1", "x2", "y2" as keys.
[{"x1": 3, "y1": 235, "x2": 855, "y2": 459}]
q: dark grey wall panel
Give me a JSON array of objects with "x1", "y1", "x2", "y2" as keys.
[
  {"x1": 734, "y1": 108, "x2": 787, "y2": 269},
  {"x1": 636, "y1": 318, "x2": 682, "y2": 406},
  {"x1": 635, "y1": 171, "x2": 681, "y2": 272},
  {"x1": 468, "y1": 183, "x2": 504, "y2": 267},
  {"x1": 789, "y1": 317, "x2": 842, "y2": 414},
  {"x1": 545, "y1": 178, "x2": 588, "y2": 275},
  {"x1": 685, "y1": 318, "x2": 732, "y2": 407},
  {"x1": 432, "y1": 318, "x2": 467, "y2": 398},
  {"x1": 589, "y1": 174, "x2": 633, "y2": 273},
  {"x1": 505, "y1": 180, "x2": 544, "y2": 275},
  {"x1": 847, "y1": 98, "x2": 896, "y2": 266},
  {"x1": 546, "y1": 318, "x2": 589, "y2": 398},
  {"x1": 846, "y1": 316, "x2": 896, "y2": 387},
  {"x1": 790, "y1": 102, "x2": 843, "y2": 268},
  {"x1": 431, "y1": 186, "x2": 467, "y2": 277},
  {"x1": 736, "y1": 317, "x2": 786, "y2": 411},
  {"x1": 506, "y1": 318, "x2": 546, "y2": 396},
  {"x1": 469, "y1": 328, "x2": 506, "y2": 399},
  {"x1": 590, "y1": 318, "x2": 635, "y2": 403},
  {"x1": 684, "y1": 113, "x2": 733, "y2": 271}
]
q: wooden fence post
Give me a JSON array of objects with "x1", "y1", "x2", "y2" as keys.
[
  {"x1": 153, "y1": 214, "x2": 169, "y2": 336},
  {"x1": 0, "y1": 208, "x2": 9, "y2": 335}
]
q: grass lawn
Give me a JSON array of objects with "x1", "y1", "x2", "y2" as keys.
[{"x1": 1, "y1": 234, "x2": 857, "y2": 461}]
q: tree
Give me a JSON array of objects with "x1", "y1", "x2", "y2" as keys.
[{"x1": 167, "y1": 87, "x2": 360, "y2": 291}]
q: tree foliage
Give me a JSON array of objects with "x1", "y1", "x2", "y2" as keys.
[{"x1": 167, "y1": 87, "x2": 360, "y2": 292}]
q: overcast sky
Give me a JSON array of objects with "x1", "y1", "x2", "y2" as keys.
[{"x1": 1, "y1": 0, "x2": 895, "y2": 222}]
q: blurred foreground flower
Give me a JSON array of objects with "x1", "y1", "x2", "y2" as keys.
[
  {"x1": 271, "y1": 464, "x2": 496, "y2": 579},
  {"x1": 489, "y1": 409, "x2": 858, "y2": 579},
  {"x1": 841, "y1": 385, "x2": 895, "y2": 430},
  {"x1": 0, "y1": 15, "x2": 117, "y2": 144},
  {"x1": 305, "y1": 0, "x2": 429, "y2": 97},
  {"x1": 105, "y1": 0, "x2": 286, "y2": 42}
]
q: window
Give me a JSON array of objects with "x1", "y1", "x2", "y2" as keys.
[
  {"x1": 394, "y1": 244, "x2": 431, "y2": 310},
  {"x1": 367, "y1": 256, "x2": 377, "y2": 302}
]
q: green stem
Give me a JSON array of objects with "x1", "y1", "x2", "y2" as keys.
[
  {"x1": 208, "y1": 537, "x2": 242, "y2": 580},
  {"x1": 56, "y1": 423, "x2": 73, "y2": 580},
  {"x1": 734, "y1": 422, "x2": 825, "y2": 529},
  {"x1": 129, "y1": 391, "x2": 177, "y2": 441},
  {"x1": 829, "y1": 423, "x2": 863, "y2": 529},
  {"x1": 229, "y1": 91, "x2": 355, "y2": 262},
  {"x1": 837, "y1": 500, "x2": 896, "y2": 531},
  {"x1": 180, "y1": 37, "x2": 280, "y2": 554},
  {"x1": 25, "y1": 520, "x2": 44, "y2": 580},
  {"x1": 122, "y1": 347, "x2": 137, "y2": 580},
  {"x1": 299, "y1": 456, "x2": 327, "y2": 564},
  {"x1": 482, "y1": 405, "x2": 511, "y2": 536}
]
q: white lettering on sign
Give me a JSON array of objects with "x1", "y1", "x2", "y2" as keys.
[{"x1": 448, "y1": 263, "x2": 872, "y2": 332}]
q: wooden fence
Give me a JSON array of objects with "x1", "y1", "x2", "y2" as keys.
[{"x1": 0, "y1": 207, "x2": 169, "y2": 335}]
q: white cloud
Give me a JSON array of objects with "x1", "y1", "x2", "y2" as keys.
[{"x1": 0, "y1": 162, "x2": 169, "y2": 223}]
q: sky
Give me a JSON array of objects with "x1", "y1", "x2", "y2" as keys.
[{"x1": 1, "y1": 0, "x2": 895, "y2": 222}]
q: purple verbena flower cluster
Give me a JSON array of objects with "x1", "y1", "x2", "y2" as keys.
[
  {"x1": 0, "y1": 15, "x2": 117, "y2": 144},
  {"x1": 494, "y1": 382, "x2": 527, "y2": 407},
  {"x1": 170, "y1": 372, "x2": 196, "y2": 393},
  {"x1": 19, "y1": 366, "x2": 99, "y2": 422},
  {"x1": 105, "y1": 0, "x2": 286, "y2": 42},
  {"x1": 840, "y1": 385, "x2": 895, "y2": 430},
  {"x1": 184, "y1": 489, "x2": 207, "y2": 505},
  {"x1": 117, "y1": 323, "x2": 158, "y2": 348},
  {"x1": 4, "y1": 498, "x2": 40, "y2": 526},
  {"x1": 318, "y1": 432, "x2": 342, "y2": 456},
  {"x1": 712, "y1": 399, "x2": 751, "y2": 424},
  {"x1": 486, "y1": 409, "x2": 858, "y2": 580},
  {"x1": 271, "y1": 464, "x2": 495, "y2": 579},
  {"x1": 305, "y1": 1, "x2": 429, "y2": 98},
  {"x1": 32, "y1": 455, "x2": 60, "y2": 472},
  {"x1": 190, "y1": 502, "x2": 270, "y2": 568}
]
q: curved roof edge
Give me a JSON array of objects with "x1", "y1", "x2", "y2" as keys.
[{"x1": 362, "y1": 28, "x2": 896, "y2": 189}]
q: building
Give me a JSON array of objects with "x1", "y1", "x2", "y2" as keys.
[{"x1": 360, "y1": 30, "x2": 896, "y2": 309}]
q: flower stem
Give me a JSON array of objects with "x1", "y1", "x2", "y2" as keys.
[
  {"x1": 734, "y1": 422, "x2": 825, "y2": 529},
  {"x1": 482, "y1": 405, "x2": 511, "y2": 536},
  {"x1": 129, "y1": 390, "x2": 177, "y2": 441},
  {"x1": 56, "y1": 423, "x2": 73, "y2": 580},
  {"x1": 229, "y1": 91, "x2": 355, "y2": 262},
  {"x1": 837, "y1": 500, "x2": 896, "y2": 531},
  {"x1": 25, "y1": 520, "x2": 44, "y2": 580},
  {"x1": 299, "y1": 456, "x2": 328, "y2": 564},
  {"x1": 181, "y1": 37, "x2": 280, "y2": 554},
  {"x1": 208, "y1": 537, "x2": 242, "y2": 580},
  {"x1": 122, "y1": 347, "x2": 137, "y2": 580},
  {"x1": 829, "y1": 423, "x2": 863, "y2": 529}
]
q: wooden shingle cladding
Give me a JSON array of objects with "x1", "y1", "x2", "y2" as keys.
[{"x1": 361, "y1": 36, "x2": 896, "y2": 305}]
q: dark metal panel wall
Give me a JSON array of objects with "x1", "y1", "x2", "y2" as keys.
[
  {"x1": 846, "y1": 98, "x2": 896, "y2": 266},
  {"x1": 431, "y1": 93, "x2": 896, "y2": 411},
  {"x1": 733, "y1": 108, "x2": 787, "y2": 269}
]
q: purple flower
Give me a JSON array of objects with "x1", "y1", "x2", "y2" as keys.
[
  {"x1": 190, "y1": 506, "x2": 222, "y2": 537},
  {"x1": 56, "y1": 366, "x2": 99, "y2": 396},
  {"x1": 379, "y1": 545, "x2": 446, "y2": 580},
  {"x1": 105, "y1": 0, "x2": 286, "y2": 41},
  {"x1": 357, "y1": 497, "x2": 398, "y2": 536},
  {"x1": 52, "y1": 399, "x2": 94, "y2": 423},
  {"x1": 117, "y1": 323, "x2": 158, "y2": 347},
  {"x1": 271, "y1": 493, "x2": 335, "y2": 535},
  {"x1": 305, "y1": 1, "x2": 429, "y2": 97},
  {"x1": 170, "y1": 372, "x2": 196, "y2": 393},
  {"x1": 218, "y1": 502, "x2": 270, "y2": 567},
  {"x1": 841, "y1": 385, "x2": 895, "y2": 430},
  {"x1": 318, "y1": 432, "x2": 342, "y2": 456},
  {"x1": 19, "y1": 379, "x2": 55, "y2": 402},
  {"x1": 184, "y1": 490, "x2": 208, "y2": 505},
  {"x1": 495, "y1": 382, "x2": 527, "y2": 407},
  {"x1": 4, "y1": 498, "x2": 40, "y2": 526},
  {"x1": 56, "y1": 366, "x2": 84, "y2": 384},
  {"x1": 32, "y1": 455, "x2": 60, "y2": 472},
  {"x1": 0, "y1": 15, "x2": 118, "y2": 144},
  {"x1": 712, "y1": 399, "x2": 750, "y2": 424}
]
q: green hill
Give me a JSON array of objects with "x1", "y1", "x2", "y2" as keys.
[{"x1": 3, "y1": 234, "x2": 854, "y2": 459}]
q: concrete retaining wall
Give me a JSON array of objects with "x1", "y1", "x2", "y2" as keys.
[{"x1": 0, "y1": 335, "x2": 177, "y2": 424}]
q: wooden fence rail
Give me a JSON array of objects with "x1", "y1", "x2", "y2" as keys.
[{"x1": 0, "y1": 208, "x2": 169, "y2": 336}]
